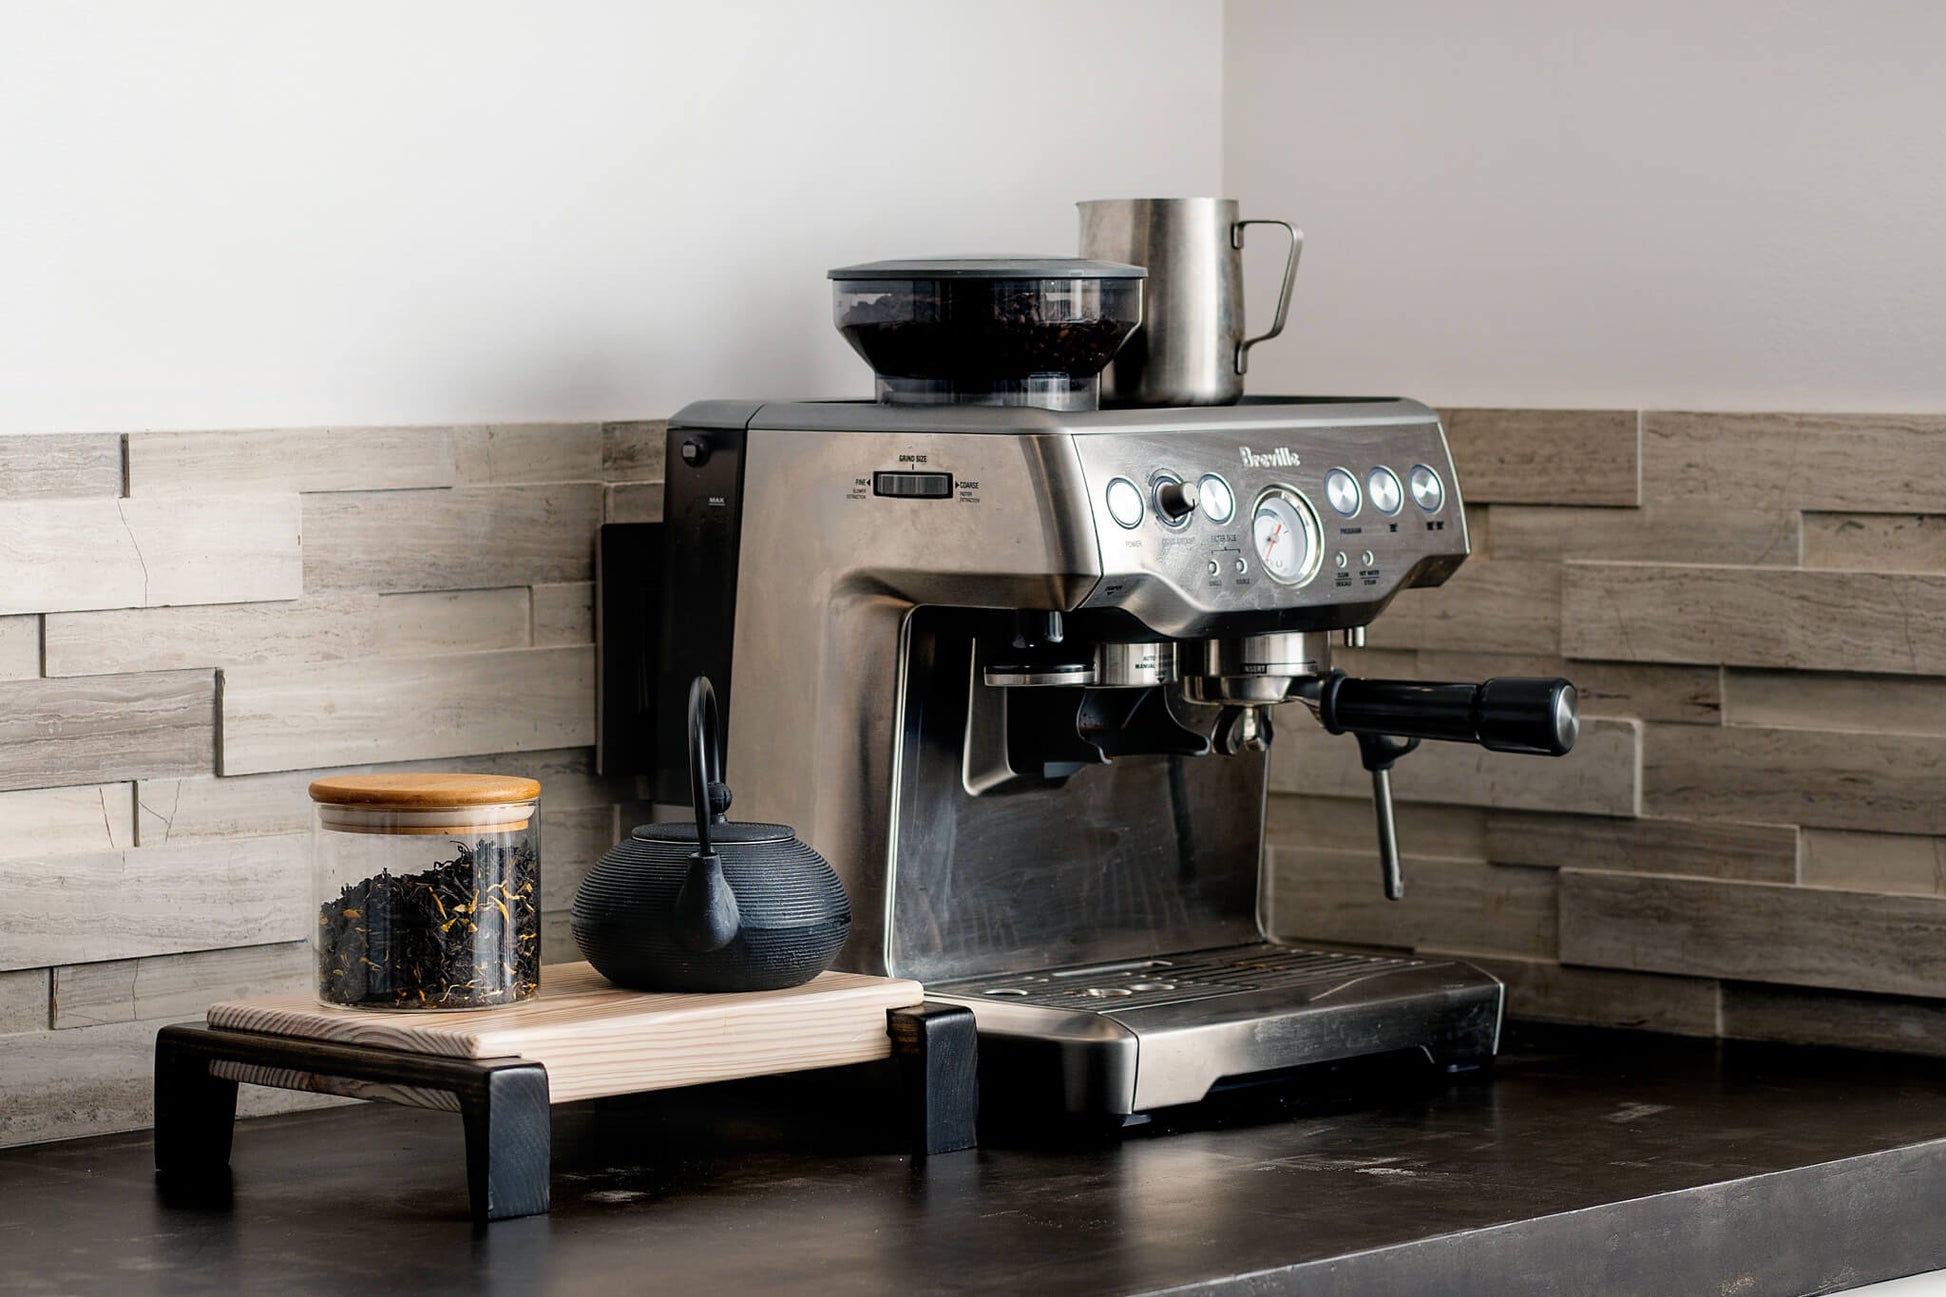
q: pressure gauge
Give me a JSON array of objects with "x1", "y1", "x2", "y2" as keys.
[{"x1": 1251, "y1": 487, "x2": 1323, "y2": 586}]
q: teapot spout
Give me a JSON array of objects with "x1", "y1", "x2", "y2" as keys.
[{"x1": 673, "y1": 850, "x2": 741, "y2": 952}]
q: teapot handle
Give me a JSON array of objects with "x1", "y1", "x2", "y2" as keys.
[
  {"x1": 678, "y1": 676, "x2": 741, "y2": 952},
  {"x1": 688, "y1": 676, "x2": 730, "y2": 851}
]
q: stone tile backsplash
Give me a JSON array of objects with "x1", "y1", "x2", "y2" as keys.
[
  {"x1": 1268, "y1": 407, "x2": 1946, "y2": 1056},
  {"x1": 2, "y1": 407, "x2": 1942, "y2": 1148},
  {"x1": 0, "y1": 421, "x2": 661, "y2": 1147}
]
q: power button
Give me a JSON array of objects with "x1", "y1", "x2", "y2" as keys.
[{"x1": 1105, "y1": 477, "x2": 1145, "y2": 529}]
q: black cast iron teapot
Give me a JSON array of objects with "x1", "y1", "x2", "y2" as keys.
[{"x1": 571, "y1": 677, "x2": 851, "y2": 992}]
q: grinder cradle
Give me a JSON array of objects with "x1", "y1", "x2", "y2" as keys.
[{"x1": 152, "y1": 962, "x2": 977, "y2": 1222}]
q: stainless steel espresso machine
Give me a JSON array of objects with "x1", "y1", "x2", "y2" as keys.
[{"x1": 598, "y1": 258, "x2": 1578, "y2": 1119}]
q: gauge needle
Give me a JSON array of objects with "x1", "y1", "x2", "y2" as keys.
[{"x1": 1266, "y1": 523, "x2": 1283, "y2": 555}]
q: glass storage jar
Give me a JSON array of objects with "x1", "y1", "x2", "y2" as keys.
[{"x1": 309, "y1": 774, "x2": 541, "y2": 1010}]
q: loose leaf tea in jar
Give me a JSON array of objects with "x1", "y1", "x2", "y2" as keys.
[{"x1": 309, "y1": 774, "x2": 542, "y2": 1010}]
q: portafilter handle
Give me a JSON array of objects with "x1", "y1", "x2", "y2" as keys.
[
  {"x1": 1316, "y1": 675, "x2": 1578, "y2": 757},
  {"x1": 1304, "y1": 674, "x2": 1579, "y2": 901}
]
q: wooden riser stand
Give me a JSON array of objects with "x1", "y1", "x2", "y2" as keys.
[{"x1": 153, "y1": 964, "x2": 978, "y2": 1223}]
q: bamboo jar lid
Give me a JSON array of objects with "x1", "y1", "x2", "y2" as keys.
[
  {"x1": 308, "y1": 774, "x2": 542, "y2": 807},
  {"x1": 309, "y1": 774, "x2": 541, "y2": 835}
]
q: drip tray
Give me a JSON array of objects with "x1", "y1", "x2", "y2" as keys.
[
  {"x1": 930, "y1": 943, "x2": 1426, "y2": 1013},
  {"x1": 930, "y1": 941, "x2": 1502, "y2": 1113}
]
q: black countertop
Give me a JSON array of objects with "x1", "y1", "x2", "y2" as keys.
[{"x1": 4, "y1": 1024, "x2": 1946, "y2": 1296}]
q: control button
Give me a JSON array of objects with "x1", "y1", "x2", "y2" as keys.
[
  {"x1": 1334, "y1": 551, "x2": 1349, "y2": 569},
  {"x1": 1234, "y1": 557, "x2": 1248, "y2": 575},
  {"x1": 1409, "y1": 464, "x2": 1445, "y2": 512},
  {"x1": 680, "y1": 438, "x2": 710, "y2": 468},
  {"x1": 1207, "y1": 559, "x2": 1220, "y2": 576},
  {"x1": 1324, "y1": 467, "x2": 1361, "y2": 517},
  {"x1": 872, "y1": 470, "x2": 954, "y2": 499},
  {"x1": 1197, "y1": 473, "x2": 1236, "y2": 525},
  {"x1": 1361, "y1": 549, "x2": 1376, "y2": 566},
  {"x1": 1153, "y1": 474, "x2": 1198, "y2": 526},
  {"x1": 1367, "y1": 467, "x2": 1404, "y2": 514},
  {"x1": 1105, "y1": 477, "x2": 1144, "y2": 528}
]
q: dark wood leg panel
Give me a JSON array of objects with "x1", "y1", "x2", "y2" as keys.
[
  {"x1": 151, "y1": 1024, "x2": 551, "y2": 1221},
  {"x1": 887, "y1": 1002, "x2": 978, "y2": 1156},
  {"x1": 461, "y1": 1064, "x2": 553, "y2": 1223},
  {"x1": 154, "y1": 1024, "x2": 240, "y2": 1181}
]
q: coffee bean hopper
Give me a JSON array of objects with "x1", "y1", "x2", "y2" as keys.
[{"x1": 829, "y1": 256, "x2": 1145, "y2": 411}]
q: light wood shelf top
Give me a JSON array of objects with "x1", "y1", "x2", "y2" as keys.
[{"x1": 207, "y1": 962, "x2": 927, "y2": 1104}]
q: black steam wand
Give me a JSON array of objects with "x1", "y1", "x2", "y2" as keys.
[{"x1": 1302, "y1": 671, "x2": 1580, "y2": 902}]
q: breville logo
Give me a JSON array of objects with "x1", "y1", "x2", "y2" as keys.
[{"x1": 1240, "y1": 445, "x2": 1300, "y2": 468}]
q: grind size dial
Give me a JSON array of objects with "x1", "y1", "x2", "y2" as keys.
[{"x1": 1251, "y1": 487, "x2": 1323, "y2": 586}]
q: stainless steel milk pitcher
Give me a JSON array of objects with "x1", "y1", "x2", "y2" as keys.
[{"x1": 1078, "y1": 198, "x2": 1301, "y2": 406}]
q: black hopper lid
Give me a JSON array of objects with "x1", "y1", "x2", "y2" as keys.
[{"x1": 829, "y1": 256, "x2": 1145, "y2": 280}]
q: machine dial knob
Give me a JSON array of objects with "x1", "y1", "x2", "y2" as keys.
[{"x1": 1155, "y1": 477, "x2": 1200, "y2": 523}]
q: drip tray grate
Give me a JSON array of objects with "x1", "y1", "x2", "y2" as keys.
[{"x1": 931, "y1": 943, "x2": 1426, "y2": 1012}]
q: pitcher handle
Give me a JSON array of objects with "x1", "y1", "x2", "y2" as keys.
[{"x1": 1232, "y1": 219, "x2": 1302, "y2": 375}]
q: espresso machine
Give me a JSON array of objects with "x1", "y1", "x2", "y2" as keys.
[{"x1": 599, "y1": 258, "x2": 1577, "y2": 1118}]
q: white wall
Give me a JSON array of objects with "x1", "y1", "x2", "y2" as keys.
[
  {"x1": 0, "y1": 1, "x2": 1222, "y2": 434},
  {"x1": 25, "y1": 3, "x2": 1936, "y2": 428},
  {"x1": 1223, "y1": 0, "x2": 1946, "y2": 411}
]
